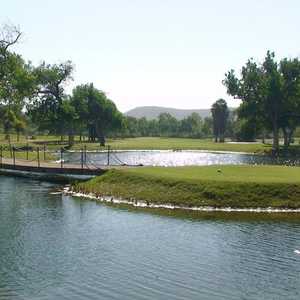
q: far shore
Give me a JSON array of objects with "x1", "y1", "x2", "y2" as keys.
[{"x1": 0, "y1": 135, "x2": 278, "y2": 155}]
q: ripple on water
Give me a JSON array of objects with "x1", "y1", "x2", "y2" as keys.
[
  {"x1": 1, "y1": 176, "x2": 300, "y2": 300},
  {"x1": 63, "y1": 150, "x2": 300, "y2": 167}
]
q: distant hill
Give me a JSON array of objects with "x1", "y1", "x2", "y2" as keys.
[{"x1": 125, "y1": 106, "x2": 212, "y2": 120}]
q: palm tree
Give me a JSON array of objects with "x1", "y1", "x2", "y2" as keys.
[{"x1": 211, "y1": 99, "x2": 229, "y2": 143}]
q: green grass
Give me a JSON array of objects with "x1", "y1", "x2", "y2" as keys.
[
  {"x1": 2, "y1": 135, "x2": 300, "y2": 154},
  {"x1": 1, "y1": 150, "x2": 54, "y2": 161},
  {"x1": 124, "y1": 165, "x2": 300, "y2": 184},
  {"x1": 0, "y1": 134, "x2": 62, "y2": 160},
  {"x1": 0, "y1": 135, "x2": 270, "y2": 156},
  {"x1": 106, "y1": 137, "x2": 270, "y2": 153},
  {"x1": 74, "y1": 165, "x2": 300, "y2": 209},
  {"x1": 0, "y1": 133, "x2": 59, "y2": 144}
]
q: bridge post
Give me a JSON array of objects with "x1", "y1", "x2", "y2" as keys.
[
  {"x1": 0, "y1": 146, "x2": 2, "y2": 167},
  {"x1": 81, "y1": 148, "x2": 84, "y2": 170},
  {"x1": 43, "y1": 145, "x2": 46, "y2": 161},
  {"x1": 60, "y1": 148, "x2": 63, "y2": 169},
  {"x1": 84, "y1": 145, "x2": 87, "y2": 163},
  {"x1": 107, "y1": 145, "x2": 110, "y2": 166},
  {"x1": 37, "y1": 147, "x2": 40, "y2": 168},
  {"x1": 13, "y1": 147, "x2": 16, "y2": 168},
  {"x1": 26, "y1": 143, "x2": 29, "y2": 160}
]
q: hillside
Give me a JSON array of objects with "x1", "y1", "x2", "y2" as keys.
[{"x1": 125, "y1": 106, "x2": 212, "y2": 120}]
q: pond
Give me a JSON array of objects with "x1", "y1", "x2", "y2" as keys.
[
  {"x1": 63, "y1": 150, "x2": 300, "y2": 167},
  {"x1": 1, "y1": 176, "x2": 300, "y2": 300}
]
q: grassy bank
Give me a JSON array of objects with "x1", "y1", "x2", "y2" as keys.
[
  {"x1": 105, "y1": 137, "x2": 270, "y2": 153},
  {"x1": 73, "y1": 165, "x2": 300, "y2": 209}
]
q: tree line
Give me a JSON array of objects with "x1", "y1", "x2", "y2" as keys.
[
  {"x1": 122, "y1": 113, "x2": 214, "y2": 138},
  {"x1": 0, "y1": 24, "x2": 122, "y2": 146},
  {"x1": 0, "y1": 23, "x2": 216, "y2": 145},
  {"x1": 1, "y1": 24, "x2": 300, "y2": 151}
]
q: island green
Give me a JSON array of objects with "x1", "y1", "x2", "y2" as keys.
[{"x1": 73, "y1": 165, "x2": 300, "y2": 209}]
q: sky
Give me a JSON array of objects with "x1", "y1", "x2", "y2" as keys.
[{"x1": 1, "y1": 0, "x2": 300, "y2": 112}]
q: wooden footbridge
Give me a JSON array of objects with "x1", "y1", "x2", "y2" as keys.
[
  {"x1": 0, "y1": 157, "x2": 105, "y2": 175},
  {"x1": 0, "y1": 146, "x2": 134, "y2": 182}
]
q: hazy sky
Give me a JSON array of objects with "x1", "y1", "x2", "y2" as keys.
[{"x1": 2, "y1": 0, "x2": 300, "y2": 112}]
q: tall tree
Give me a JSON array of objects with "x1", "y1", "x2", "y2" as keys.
[
  {"x1": 0, "y1": 24, "x2": 35, "y2": 140},
  {"x1": 211, "y1": 99, "x2": 229, "y2": 142},
  {"x1": 60, "y1": 97, "x2": 78, "y2": 147},
  {"x1": 69, "y1": 84, "x2": 90, "y2": 141},
  {"x1": 224, "y1": 51, "x2": 300, "y2": 152},
  {"x1": 279, "y1": 58, "x2": 300, "y2": 147},
  {"x1": 29, "y1": 61, "x2": 73, "y2": 136},
  {"x1": 262, "y1": 51, "x2": 282, "y2": 150},
  {"x1": 71, "y1": 83, "x2": 122, "y2": 146}
]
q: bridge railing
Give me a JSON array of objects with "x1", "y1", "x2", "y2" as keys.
[{"x1": 0, "y1": 144, "x2": 135, "y2": 170}]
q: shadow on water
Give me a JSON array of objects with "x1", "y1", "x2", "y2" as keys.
[{"x1": 1, "y1": 176, "x2": 300, "y2": 300}]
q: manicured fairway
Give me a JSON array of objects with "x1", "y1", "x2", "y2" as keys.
[
  {"x1": 106, "y1": 137, "x2": 269, "y2": 153},
  {"x1": 123, "y1": 165, "x2": 300, "y2": 184}
]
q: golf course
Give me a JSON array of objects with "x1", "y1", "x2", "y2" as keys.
[
  {"x1": 73, "y1": 165, "x2": 300, "y2": 209},
  {"x1": 1, "y1": 135, "x2": 300, "y2": 210}
]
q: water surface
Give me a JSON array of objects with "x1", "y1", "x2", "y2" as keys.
[
  {"x1": 1, "y1": 176, "x2": 300, "y2": 299},
  {"x1": 64, "y1": 150, "x2": 300, "y2": 167}
]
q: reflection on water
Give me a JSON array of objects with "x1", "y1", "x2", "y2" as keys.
[
  {"x1": 64, "y1": 150, "x2": 300, "y2": 167},
  {"x1": 1, "y1": 176, "x2": 300, "y2": 300}
]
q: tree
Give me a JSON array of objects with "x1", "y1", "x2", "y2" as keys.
[
  {"x1": 60, "y1": 98, "x2": 78, "y2": 147},
  {"x1": 2, "y1": 109, "x2": 17, "y2": 143},
  {"x1": 122, "y1": 117, "x2": 140, "y2": 137},
  {"x1": 14, "y1": 117, "x2": 26, "y2": 142},
  {"x1": 211, "y1": 99, "x2": 229, "y2": 142},
  {"x1": 147, "y1": 119, "x2": 159, "y2": 136},
  {"x1": 29, "y1": 61, "x2": 74, "y2": 136},
  {"x1": 0, "y1": 24, "x2": 22, "y2": 54},
  {"x1": 202, "y1": 117, "x2": 213, "y2": 137},
  {"x1": 0, "y1": 24, "x2": 35, "y2": 140},
  {"x1": 71, "y1": 83, "x2": 122, "y2": 146},
  {"x1": 223, "y1": 51, "x2": 300, "y2": 152},
  {"x1": 138, "y1": 117, "x2": 149, "y2": 136},
  {"x1": 180, "y1": 113, "x2": 203, "y2": 138},
  {"x1": 69, "y1": 85, "x2": 89, "y2": 141},
  {"x1": 279, "y1": 58, "x2": 300, "y2": 147},
  {"x1": 158, "y1": 113, "x2": 179, "y2": 136},
  {"x1": 234, "y1": 118, "x2": 257, "y2": 142},
  {"x1": 262, "y1": 51, "x2": 282, "y2": 151}
]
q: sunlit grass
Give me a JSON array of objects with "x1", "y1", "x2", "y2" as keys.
[
  {"x1": 74, "y1": 165, "x2": 300, "y2": 209},
  {"x1": 105, "y1": 137, "x2": 270, "y2": 153},
  {"x1": 1, "y1": 135, "x2": 300, "y2": 154}
]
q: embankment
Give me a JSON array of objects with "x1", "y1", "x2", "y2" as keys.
[{"x1": 72, "y1": 165, "x2": 300, "y2": 209}]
